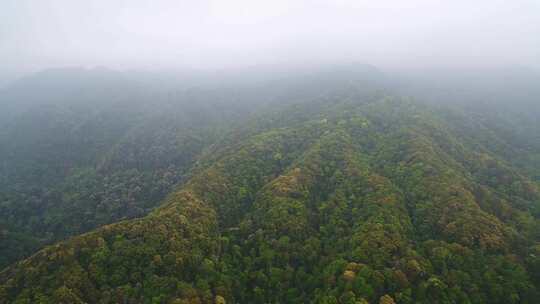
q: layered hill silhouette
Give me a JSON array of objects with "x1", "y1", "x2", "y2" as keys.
[{"x1": 1, "y1": 91, "x2": 539, "y2": 303}]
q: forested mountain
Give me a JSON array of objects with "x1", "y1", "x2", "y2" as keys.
[
  {"x1": 1, "y1": 66, "x2": 539, "y2": 303},
  {"x1": 0, "y1": 70, "x2": 261, "y2": 268},
  {"x1": 0, "y1": 64, "x2": 390, "y2": 268}
]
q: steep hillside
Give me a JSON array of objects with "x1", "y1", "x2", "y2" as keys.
[
  {"x1": 2, "y1": 95, "x2": 539, "y2": 303},
  {"x1": 0, "y1": 65, "x2": 391, "y2": 268},
  {"x1": 0, "y1": 82, "x2": 258, "y2": 268}
]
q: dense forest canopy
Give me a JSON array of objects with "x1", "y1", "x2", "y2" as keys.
[{"x1": 0, "y1": 65, "x2": 540, "y2": 303}]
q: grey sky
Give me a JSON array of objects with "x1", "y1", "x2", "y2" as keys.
[{"x1": 1, "y1": 0, "x2": 539, "y2": 78}]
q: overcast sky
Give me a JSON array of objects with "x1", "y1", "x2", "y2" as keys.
[{"x1": 1, "y1": 0, "x2": 539, "y2": 79}]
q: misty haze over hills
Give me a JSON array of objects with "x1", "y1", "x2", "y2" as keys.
[
  {"x1": 2, "y1": 63, "x2": 539, "y2": 122},
  {"x1": 1, "y1": 63, "x2": 540, "y2": 303},
  {"x1": 2, "y1": 1, "x2": 540, "y2": 78},
  {"x1": 1, "y1": 1, "x2": 540, "y2": 303}
]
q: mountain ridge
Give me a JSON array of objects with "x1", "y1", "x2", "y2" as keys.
[{"x1": 2, "y1": 94, "x2": 539, "y2": 303}]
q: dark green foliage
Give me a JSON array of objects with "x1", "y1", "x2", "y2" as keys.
[
  {"x1": 0, "y1": 87, "x2": 257, "y2": 268},
  {"x1": 1, "y1": 92, "x2": 540, "y2": 303}
]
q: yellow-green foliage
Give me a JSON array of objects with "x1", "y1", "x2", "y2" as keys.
[{"x1": 1, "y1": 97, "x2": 539, "y2": 303}]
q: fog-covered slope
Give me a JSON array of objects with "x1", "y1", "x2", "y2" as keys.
[
  {"x1": 0, "y1": 65, "x2": 392, "y2": 269},
  {"x1": 1, "y1": 89, "x2": 539, "y2": 303}
]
